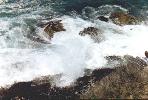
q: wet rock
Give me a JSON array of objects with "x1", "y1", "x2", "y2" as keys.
[
  {"x1": 79, "y1": 27, "x2": 103, "y2": 42},
  {"x1": 2, "y1": 55, "x2": 146, "y2": 99},
  {"x1": 109, "y1": 12, "x2": 139, "y2": 25},
  {"x1": 32, "y1": 74, "x2": 62, "y2": 86},
  {"x1": 105, "y1": 55, "x2": 122, "y2": 62},
  {"x1": 123, "y1": 55, "x2": 147, "y2": 68},
  {"x1": 84, "y1": 68, "x2": 92, "y2": 76},
  {"x1": 73, "y1": 68, "x2": 115, "y2": 94},
  {"x1": 25, "y1": 25, "x2": 50, "y2": 44},
  {"x1": 0, "y1": 81, "x2": 79, "y2": 100},
  {"x1": 145, "y1": 51, "x2": 148, "y2": 58},
  {"x1": 97, "y1": 16, "x2": 109, "y2": 22},
  {"x1": 43, "y1": 20, "x2": 66, "y2": 39},
  {"x1": 26, "y1": 34, "x2": 50, "y2": 44},
  {"x1": 79, "y1": 27, "x2": 99, "y2": 36},
  {"x1": 105, "y1": 55, "x2": 124, "y2": 67},
  {"x1": 0, "y1": 68, "x2": 114, "y2": 100}
]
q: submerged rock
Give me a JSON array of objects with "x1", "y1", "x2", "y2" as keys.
[
  {"x1": 25, "y1": 25, "x2": 50, "y2": 44},
  {"x1": 43, "y1": 20, "x2": 66, "y2": 39},
  {"x1": 97, "y1": 16, "x2": 109, "y2": 22},
  {"x1": 79, "y1": 27, "x2": 103, "y2": 42},
  {"x1": 109, "y1": 12, "x2": 139, "y2": 25}
]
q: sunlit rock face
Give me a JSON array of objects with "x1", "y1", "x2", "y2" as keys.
[{"x1": 109, "y1": 12, "x2": 140, "y2": 25}]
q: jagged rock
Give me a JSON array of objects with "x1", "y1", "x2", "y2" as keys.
[
  {"x1": 80, "y1": 56, "x2": 148, "y2": 99},
  {"x1": 79, "y1": 27, "x2": 99, "y2": 36},
  {"x1": 44, "y1": 20, "x2": 66, "y2": 39},
  {"x1": 79, "y1": 27, "x2": 103, "y2": 42},
  {"x1": 97, "y1": 16, "x2": 109, "y2": 22},
  {"x1": 1, "y1": 55, "x2": 146, "y2": 99},
  {"x1": 105, "y1": 56, "x2": 122, "y2": 62},
  {"x1": 105, "y1": 55, "x2": 147, "y2": 68},
  {"x1": 123, "y1": 55, "x2": 147, "y2": 68},
  {"x1": 73, "y1": 68, "x2": 114, "y2": 94},
  {"x1": 109, "y1": 12, "x2": 139, "y2": 25}
]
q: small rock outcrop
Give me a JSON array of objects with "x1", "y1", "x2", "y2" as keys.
[
  {"x1": 79, "y1": 27, "x2": 103, "y2": 42},
  {"x1": 109, "y1": 12, "x2": 139, "y2": 25},
  {"x1": 43, "y1": 20, "x2": 66, "y2": 39}
]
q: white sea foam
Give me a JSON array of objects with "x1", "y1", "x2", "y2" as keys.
[{"x1": 0, "y1": 7, "x2": 148, "y2": 87}]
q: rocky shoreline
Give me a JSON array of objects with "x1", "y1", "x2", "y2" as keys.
[
  {"x1": 0, "y1": 11, "x2": 148, "y2": 99},
  {"x1": 0, "y1": 55, "x2": 148, "y2": 99}
]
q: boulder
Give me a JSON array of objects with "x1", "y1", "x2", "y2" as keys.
[
  {"x1": 79, "y1": 27, "x2": 103, "y2": 42},
  {"x1": 109, "y1": 12, "x2": 139, "y2": 25},
  {"x1": 44, "y1": 20, "x2": 66, "y2": 39},
  {"x1": 26, "y1": 25, "x2": 50, "y2": 44}
]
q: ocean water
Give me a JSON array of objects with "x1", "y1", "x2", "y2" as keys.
[{"x1": 0, "y1": 0, "x2": 148, "y2": 87}]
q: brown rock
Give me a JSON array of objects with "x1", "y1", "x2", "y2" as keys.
[
  {"x1": 109, "y1": 12, "x2": 139, "y2": 25},
  {"x1": 44, "y1": 20, "x2": 66, "y2": 39},
  {"x1": 145, "y1": 51, "x2": 148, "y2": 58},
  {"x1": 79, "y1": 27, "x2": 99, "y2": 36}
]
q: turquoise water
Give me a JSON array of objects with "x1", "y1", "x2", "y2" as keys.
[{"x1": 0, "y1": 0, "x2": 147, "y2": 20}]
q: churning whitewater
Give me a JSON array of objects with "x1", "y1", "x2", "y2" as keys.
[{"x1": 0, "y1": 0, "x2": 148, "y2": 87}]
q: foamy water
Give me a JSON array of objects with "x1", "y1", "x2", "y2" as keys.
[{"x1": 0, "y1": 1, "x2": 148, "y2": 87}]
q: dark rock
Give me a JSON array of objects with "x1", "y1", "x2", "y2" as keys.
[
  {"x1": 25, "y1": 26, "x2": 50, "y2": 44},
  {"x1": 91, "y1": 68, "x2": 115, "y2": 82},
  {"x1": 0, "y1": 68, "x2": 114, "y2": 100},
  {"x1": 79, "y1": 27, "x2": 99, "y2": 36},
  {"x1": 109, "y1": 12, "x2": 139, "y2": 25},
  {"x1": 105, "y1": 56, "x2": 122, "y2": 62},
  {"x1": 73, "y1": 68, "x2": 115, "y2": 94},
  {"x1": 43, "y1": 20, "x2": 66, "y2": 39},
  {"x1": 97, "y1": 16, "x2": 109, "y2": 22},
  {"x1": 145, "y1": 51, "x2": 148, "y2": 58},
  {"x1": 79, "y1": 27, "x2": 103, "y2": 42},
  {"x1": 1, "y1": 81, "x2": 78, "y2": 100},
  {"x1": 3, "y1": 55, "x2": 146, "y2": 99}
]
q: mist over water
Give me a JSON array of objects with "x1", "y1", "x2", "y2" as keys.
[{"x1": 0, "y1": 0, "x2": 148, "y2": 87}]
